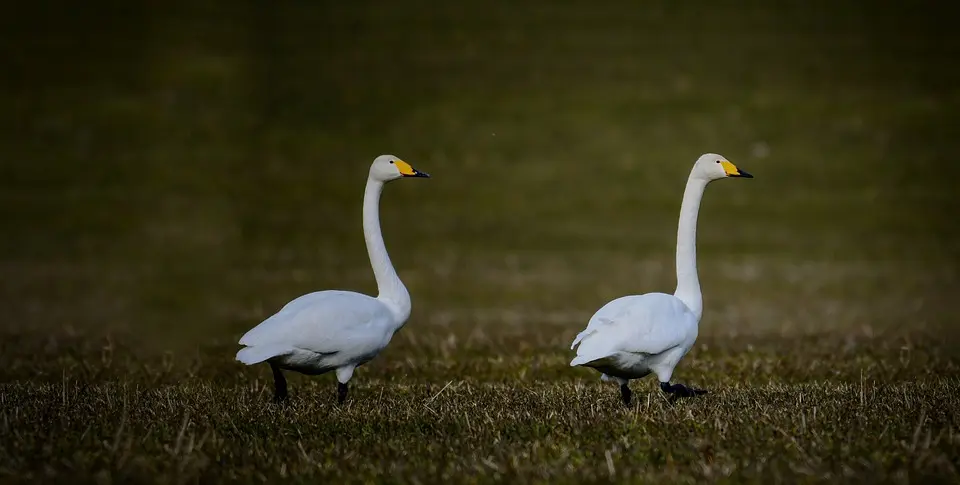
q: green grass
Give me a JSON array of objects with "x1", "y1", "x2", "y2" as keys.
[
  {"x1": 2, "y1": 336, "x2": 959, "y2": 483},
  {"x1": 1, "y1": 0, "x2": 959, "y2": 483}
]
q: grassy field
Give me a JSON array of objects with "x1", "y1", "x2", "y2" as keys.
[{"x1": 2, "y1": 0, "x2": 959, "y2": 483}]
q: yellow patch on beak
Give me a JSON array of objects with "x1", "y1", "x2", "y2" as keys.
[
  {"x1": 394, "y1": 160, "x2": 417, "y2": 176},
  {"x1": 719, "y1": 160, "x2": 741, "y2": 176}
]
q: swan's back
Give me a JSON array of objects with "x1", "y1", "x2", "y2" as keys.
[
  {"x1": 571, "y1": 292, "x2": 698, "y2": 361},
  {"x1": 239, "y1": 290, "x2": 394, "y2": 353}
]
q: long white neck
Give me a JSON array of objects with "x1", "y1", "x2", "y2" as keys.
[
  {"x1": 673, "y1": 174, "x2": 708, "y2": 321},
  {"x1": 362, "y1": 177, "x2": 411, "y2": 323}
]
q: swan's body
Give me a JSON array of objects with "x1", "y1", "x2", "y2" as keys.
[
  {"x1": 570, "y1": 153, "x2": 752, "y2": 405},
  {"x1": 236, "y1": 290, "x2": 400, "y2": 379},
  {"x1": 570, "y1": 293, "x2": 698, "y2": 381},
  {"x1": 236, "y1": 154, "x2": 429, "y2": 404}
]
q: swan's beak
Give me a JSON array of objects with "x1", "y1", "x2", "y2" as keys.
[
  {"x1": 396, "y1": 160, "x2": 431, "y2": 178},
  {"x1": 404, "y1": 169, "x2": 430, "y2": 178},
  {"x1": 720, "y1": 160, "x2": 753, "y2": 178}
]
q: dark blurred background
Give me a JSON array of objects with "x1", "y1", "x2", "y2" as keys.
[{"x1": 1, "y1": 0, "x2": 958, "y2": 359}]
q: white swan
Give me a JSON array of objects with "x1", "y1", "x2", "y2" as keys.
[
  {"x1": 569, "y1": 153, "x2": 752, "y2": 405},
  {"x1": 236, "y1": 154, "x2": 430, "y2": 404}
]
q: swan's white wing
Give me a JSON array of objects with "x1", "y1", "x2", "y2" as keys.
[
  {"x1": 571, "y1": 292, "x2": 697, "y2": 363},
  {"x1": 238, "y1": 290, "x2": 393, "y2": 357}
]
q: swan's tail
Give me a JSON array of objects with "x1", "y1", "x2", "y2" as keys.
[
  {"x1": 570, "y1": 354, "x2": 602, "y2": 367},
  {"x1": 236, "y1": 344, "x2": 294, "y2": 365}
]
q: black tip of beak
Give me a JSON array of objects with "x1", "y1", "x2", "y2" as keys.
[
  {"x1": 407, "y1": 170, "x2": 430, "y2": 178},
  {"x1": 734, "y1": 169, "x2": 753, "y2": 178}
]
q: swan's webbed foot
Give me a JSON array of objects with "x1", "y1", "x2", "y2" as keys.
[
  {"x1": 337, "y1": 382, "x2": 349, "y2": 404},
  {"x1": 620, "y1": 383, "x2": 632, "y2": 406},
  {"x1": 270, "y1": 362, "x2": 288, "y2": 404},
  {"x1": 659, "y1": 381, "x2": 707, "y2": 400}
]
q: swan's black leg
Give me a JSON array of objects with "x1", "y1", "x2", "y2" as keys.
[
  {"x1": 270, "y1": 362, "x2": 288, "y2": 403},
  {"x1": 660, "y1": 381, "x2": 707, "y2": 399},
  {"x1": 337, "y1": 382, "x2": 349, "y2": 404},
  {"x1": 620, "y1": 383, "x2": 632, "y2": 406}
]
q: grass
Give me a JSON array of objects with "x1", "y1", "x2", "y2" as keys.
[
  {"x1": 1, "y1": 0, "x2": 959, "y2": 483},
  {"x1": 2, "y1": 336, "x2": 959, "y2": 483}
]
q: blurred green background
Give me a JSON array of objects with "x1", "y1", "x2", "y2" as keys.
[{"x1": 1, "y1": 0, "x2": 958, "y2": 361}]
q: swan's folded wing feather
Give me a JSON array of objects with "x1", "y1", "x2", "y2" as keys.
[
  {"x1": 574, "y1": 293, "x2": 695, "y2": 358},
  {"x1": 238, "y1": 290, "x2": 390, "y2": 354},
  {"x1": 616, "y1": 294, "x2": 695, "y2": 355},
  {"x1": 571, "y1": 296, "x2": 637, "y2": 350}
]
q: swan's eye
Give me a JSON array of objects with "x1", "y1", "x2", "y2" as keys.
[
  {"x1": 389, "y1": 160, "x2": 395, "y2": 164},
  {"x1": 715, "y1": 160, "x2": 721, "y2": 163}
]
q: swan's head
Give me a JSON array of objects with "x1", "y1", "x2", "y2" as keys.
[
  {"x1": 369, "y1": 154, "x2": 430, "y2": 182},
  {"x1": 693, "y1": 153, "x2": 753, "y2": 181}
]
